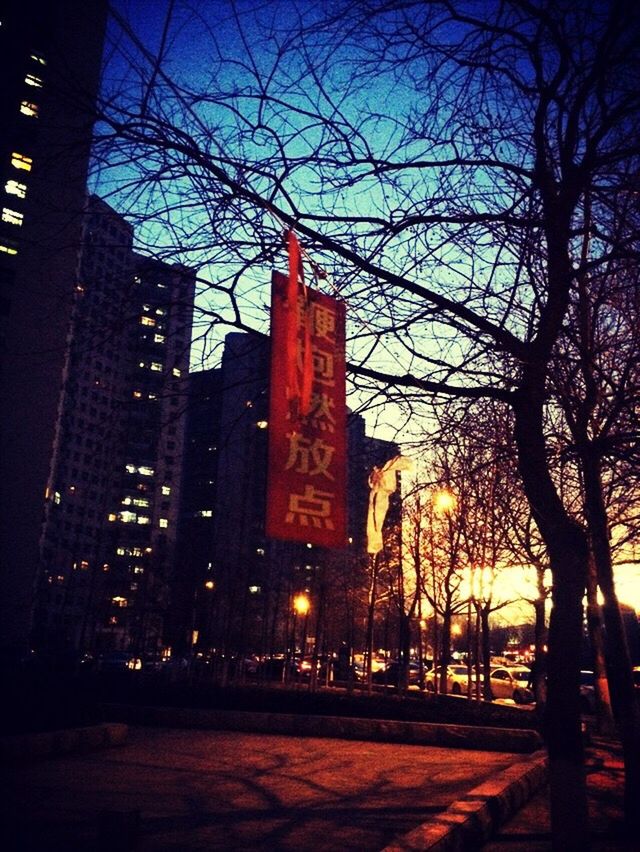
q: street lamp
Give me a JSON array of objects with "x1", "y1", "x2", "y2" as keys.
[
  {"x1": 433, "y1": 488, "x2": 457, "y2": 514},
  {"x1": 285, "y1": 593, "x2": 311, "y2": 683},
  {"x1": 293, "y1": 593, "x2": 310, "y2": 618}
]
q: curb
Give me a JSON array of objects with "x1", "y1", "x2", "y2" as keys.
[
  {"x1": 0, "y1": 723, "x2": 128, "y2": 762},
  {"x1": 102, "y1": 703, "x2": 542, "y2": 753},
  {"x1": 383, "y1": 749, "x2": 548, "y2": 850}
]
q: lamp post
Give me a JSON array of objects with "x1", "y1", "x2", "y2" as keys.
[
  {"x1": 286, "y1": 593, "x2": 310, "y2": 683},
  {"x1": 293, "y1": 593, "x2": 310, "y2": 659},
  {"x1": 433, "y1": 486, "x2": 457, "y2": 694},
  {"x1": 467, "y1": 565, "x2": 474, "y2": 699}
]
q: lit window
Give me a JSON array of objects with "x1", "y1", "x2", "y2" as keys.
[
  {"x1": 172, "y1": 367, "x2": 181, "y2": 377},
  {"x1": 25, "y1": 74, "x2": 43, "y2": 88},
  {"x1": 53, "y1": 491, "x2": 61, "y2": 504},
  {"x1": 122, "y1": 496, "x2": 150, "y2": 508},
  {"x1": 0, "y1": 242, "x2": 18, "y2": 255},
  {"x1": 133, "y1": 547, "x2": 143, "y2": 557},
  {"x1": 156, "y1": 307, "x2": 166, "y2": 316},
  {"x1": 133, "y1": 565, "x2": 144, "y2": 574},
  {"x1": 154, "y1": 333, "x2": 165, "y2": 343},
  {"x1": 116, "y1": 547, "x2": 126, "y2": 556},
  {"x1": 112, "y1": 596, "x2": 128, "y2": 608},
  {"x1": 20, "y1": 101, "x2": 39, "y2": 117},
  {"x1": 30, "y1": 53, "x2": 46, "y2": 65},
  {"x1": 195, "y1": 509, "x2": 213, "y2": 518},
  {"x1": 133, "y1": 390, "x2": 142, "y2": 398},
  {"x1": 256, "y1": 548, "x2": 265, "y2": 556},
  {"x1": 157, "y1": 282, "x2": 167, "y2": 289},
  {"x1": 148, "y1": 393, "x2": 157, "y2": 400},
  {"x1": 11, "y1": 152, "x2": 32, "y2": 171},
  {"x1": 2, "y1": 208, "x2": 24, "y2": 226},
  {"x1": 150, "y1": 362, "x2": 163, "y2": 372},
  {"x1": 140, "y1": 316, "x2": 156, "y2": 326},
  {"x1": 134, "y1": 275, "x2": 141, "y2": 284},
  {"x1": 120, "y1": 510, "x2": 137, "y2": 523},
  {"x1": 5, "y1": 180, "x2": 27, "y2": 198},
  {"x1": 161, "y1": 485, "x2": 171, "y2": 496},
  {"x1": 139, "y1": 466, "x2": 154, "y2": 476},
  {"x1": 107, "y1": 513, "x2": 117, "y2": 522},
  {"x1": 159, "y1": 518, "x2": 169, "y2": 528},
  {"x1": 137, "y1": 515, "x2": 151, "y2": 525},
  {"x1": 125, "y1": 464, "x2": 136, "y2": 474},
  {"x1": 256, "y1": 420, "x2": 268, "y2": 429},
  {"x1": 249, "y1": 585, "x2": 261, "y2": 594}
]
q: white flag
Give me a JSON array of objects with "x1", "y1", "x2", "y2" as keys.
[{"x1": 366, "y1": 455, "x2": 413, "y2": 554}]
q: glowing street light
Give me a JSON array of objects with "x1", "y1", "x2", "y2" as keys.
[
  {"x1": 293, "y1": 593, "x2": 310, "y2": 617},
  {"x1": 433, "y1": 488, "x2": 457, "y2": 514}
]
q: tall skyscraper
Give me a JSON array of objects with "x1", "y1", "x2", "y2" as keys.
[
  {"x1": 0, "y1": 1, "x2": 109, "y2": 656},
  {"x1": 175, "y1": 332, "x2": 400, "y2": 662},
  {"x1": 32, "y1": 196, "x2": 195, "y2": 659}
]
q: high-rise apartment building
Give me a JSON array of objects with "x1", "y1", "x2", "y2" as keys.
[
  {"x1": 174, "y1": 332, "x2": 399, "y2": 660},
  {"x1": 0, "y1": 1, "x2": 108, "y2": 656},
  {"x1": 32, "y1": 196, "x2": 195, "y2": 658}
]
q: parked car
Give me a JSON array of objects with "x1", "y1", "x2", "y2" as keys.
[
  {"x1": 425, "y1": 664, "x2": 470, "y2": 695},
  {"x1": 580, "y1": 670, "x2": 596, "y2": 714},
  {"x1": 96, "y1": 651, "x2": 142, "y2": 672},
  {"x1": 353, "y1": 657, "x2": 387, "y2": 681},
  {"x1": 371, "y1": 660, "x2": 421, "y2": 687},
  {"x1": 489, "y1": 666, "x2": 534, "y2": 704}
]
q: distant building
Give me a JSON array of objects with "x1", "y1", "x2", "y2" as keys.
[
  {"x1": 0, "y1": 0, "x2": 108, "y2": 656},
  {"x1": 169, "y1": 367, "x2": 222, "y2": 655},
  {"x1": 32, "y1": 196, "x2": 195, "y2": 658},
  {"x1": 174, "y1": 332, "x2": 400, "y2": 659}
]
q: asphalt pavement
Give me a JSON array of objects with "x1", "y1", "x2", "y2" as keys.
[{"x1": 5, "y1": 726, "x2": 526, "y2": 851}]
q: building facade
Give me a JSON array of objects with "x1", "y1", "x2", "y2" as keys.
[
  {"x1": 33, "y1": 196, "x2": 195, "y2": 659},
  {"x1": 0, "y1": 0, "x2": 108, "y2": 656},
  {"x1": 175, "y1": 332, "x2": 400, "y2": 663}
]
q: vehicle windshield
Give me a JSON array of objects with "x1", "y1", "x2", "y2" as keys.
[{"x1": 512, "y1": 670, "x2": 530, "y2": 684}]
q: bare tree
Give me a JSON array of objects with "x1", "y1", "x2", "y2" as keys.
[{"x1": 92, "y1": 1, "x2": 640, "y2": 841}]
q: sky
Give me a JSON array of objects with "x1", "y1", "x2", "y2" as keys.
[{"x1": 92, "y1": 1, "x2": 640, "y2": 614}]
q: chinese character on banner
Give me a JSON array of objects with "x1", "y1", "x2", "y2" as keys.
[{"x1": 266, "y1": 268, "x2": 347, "y2": 547}]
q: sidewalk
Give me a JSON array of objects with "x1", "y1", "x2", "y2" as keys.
[
  {"x1": 5, "y1": 725, "x2": 540, "y2": 851},
  {"x1": 482, "y1": 736, "x2": 633, "y2": 851},
  {"x1": 3, "y1": 716, "x2": 628, "y2": 850}
]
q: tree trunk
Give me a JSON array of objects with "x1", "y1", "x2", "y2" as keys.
[
  {"x1": 585, "y1": 556, "x2": 615, "y2": 735},
  {"x1": 514, "y1": 393, "x2": 589, "y2": 850},
  {"x1": 440, "y1": 609, "x2": 452, "y2": 694},
  {"x1": 532, "y1": 581, "x2": 548, "y2": 706},
  {"x1": 582, "y1": 448, "x2": 640, "y2": 833},
  {"x1": 364, "y1": 553, "x2": 379, "y2": 693},
  {"x1": 481, "y1": 605, "x2": 492, "y2": 702}
]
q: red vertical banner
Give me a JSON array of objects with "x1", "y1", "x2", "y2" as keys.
[{"x1": 266, "y1": 270, "x2": 347, "y2": 547}]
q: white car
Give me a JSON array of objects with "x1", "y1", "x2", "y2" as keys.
[
  {"x1": 489, "y1": 666, "x2": 534, "y2": 704},
  {"x1": 426, "y1": 664, "x2": 470, "y2": 695}
]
